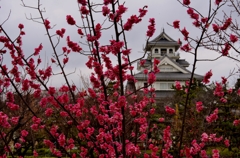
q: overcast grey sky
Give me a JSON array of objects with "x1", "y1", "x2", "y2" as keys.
[{"x1": 0, "y1": 0, "x2": 239, "y2": 87}]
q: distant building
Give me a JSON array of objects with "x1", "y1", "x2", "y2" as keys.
[{"x1": 129, "y1": 30, "x2": 203, "y2": 100}]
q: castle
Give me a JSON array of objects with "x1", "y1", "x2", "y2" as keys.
[{"x1": 130, "y1": 30, "x2": 203, "y2": 100}]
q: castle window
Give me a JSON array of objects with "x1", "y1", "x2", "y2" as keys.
[
  {"x1": 154, "y1": 48, "x2": 159, "y2": 53},
  {"x1": 159, "y1": 82, "x2": 174, "y2": 90},
  {"x1": 161, "y1": 49, "x2": 167, "y2": 56},
  {"x1": 169, "y1": 49, "x2": 173, "y2": 54}
]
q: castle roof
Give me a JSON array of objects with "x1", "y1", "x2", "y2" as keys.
[{"x1": 145, "y1": 30, "x2": 180, "y2": 51}]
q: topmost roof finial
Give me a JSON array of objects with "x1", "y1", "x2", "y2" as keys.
[{"x1": 163, "y1": 28, "x2": 165, "y2": 33}]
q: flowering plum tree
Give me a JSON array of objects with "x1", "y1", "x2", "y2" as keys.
[
  {"x1": 0, "y1": 0, "x2": 240, "y2": 157},
  {"x1": 169, "y1": 0, "x2": 240, "y2": 157}
]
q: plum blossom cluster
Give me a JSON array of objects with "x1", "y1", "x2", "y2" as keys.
[
  {"x1": 172, "y1": 20, "x2": 194, "y2": 52},
  {"x1": 230, "y1": 34, "x2": 238, "y2": 43},
  {"x1": 181, "y1": 27, "x2": 189, "y2": 41},
  {"x1": 66, "y1": 36, "x2": 82, "y2": 52},
  {"x1": 196, "y1": 101, "x2": 203, "y2": 112},
  {"x1": 44, "y1": 19, "x2": 51, "y2": 29},
  {"x1": 182, "y1": 132, "x2": 228, "y2": 157},
  {"x1": 173, "y1": 20, "x2": 180, "y2": 29},
  {"x1": 175, "y1": 81, "x2": 182, "y2": 90},
  {"x1": 77, "y1": 0, "x2": 89, "y2": 15},
  {"x1": 183, "y1": 0, "x2": 190, "y2": 5},
  {"x1": 221, "y1": 18, "x2": 232, "y2": 30},
  {"x1": 180, "y1": 43, "x2": 191, "y2": 52},
  {"x1": 213, "y1": 82, "x2": 229, "y2": 103},
  {"x1": 233, "y1": 119, "x2": 240, "y2": 126},
  {"x1": 162, "y1": 126, "x2": 173, "y2": 158},
  {"x1": 146, "y1": 143, "x2": 159, "y2": 158},
  {"x1": 123, "y1": 6, "x2": 148, "y2": 31},
  {"x1": 146, "y1": 18, "x2": 155, "y2": 37},
  {"x1": 202, "y1": 70, "x2": 212, "y2": 84},
  {"x1": 147, "y1": 58, "x2": 159, "y2": 85},
  {"x1": 66, "y1": 15, "x2": 76, "y2": 25},
  {"x1": 34, "y1": 44, "x2": 43, "y2": 56},
  {"x1": 186, "y1": 8, "x2": 200, "y2": 27},
  {"x1": 221, "y1": 42, "x2": 231, "y2": 56},
  {"x1": 165, "y1": 106, "x2": 175, "y2": 115},
  {"x1": 152, "y1": 58, "x2": 160, "y2": 73},
  {"x1": 56, "y1": 28, "x2": 66, "y2": 38},
  {"x1": 215, "y1": 0, "x2": 222, "y2": 5},
  {"x1": 0, "y1": 112, "x2": 11, "y2": 128},
  {"x1": 206, "y1": 108, "x2": 218, "y2": 123},
  {"x1": 182, "y1": 139, "x2": 203, "y2": 157},
  {"x1": 212, "y1": 149, "x2": 220, "y2": 158},
  {"x1": 86, "y1": 23, "x2": 102, "y2": 42},
  {"x1": 202, "y1": 133, "x2": 223, "y2": 143}
]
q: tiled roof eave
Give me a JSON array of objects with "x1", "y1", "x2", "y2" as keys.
[{"x1": 147, "y1": 42, "x2": 180, "y2": 46}]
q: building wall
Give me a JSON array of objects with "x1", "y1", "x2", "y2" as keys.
[
  {"x1": 151, "y1": 46, "x2": 178, "y2": 58},
  {"x1": 151, "y1": 46, "x2": 176, "y2": 54}
]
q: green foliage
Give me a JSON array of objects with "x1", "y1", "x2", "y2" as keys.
[
  {"x1": 206, "y1": 147, "x2": 240, "y2": 157},
  {"x1": 166, "y1": 78, "x2": 240, "y2": 155}
]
